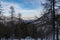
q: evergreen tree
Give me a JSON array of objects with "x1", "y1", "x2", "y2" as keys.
[{"x1": 10, "y1": 6, "x2": 15, "y2": 24}]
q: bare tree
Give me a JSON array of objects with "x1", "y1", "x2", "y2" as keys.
[
  {"x1": 0, "y1": 1, "x2": 4, "y2": 21},
  {"x1": 41, "y1": 0, "x2": 60, "y2": 40},
  {"x1": 0, "y1": 1, "x2": 2, "y2": 15}
]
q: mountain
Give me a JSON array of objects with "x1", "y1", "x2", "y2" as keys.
[{"x1": 23, "y1": 20, "x2": 33, "y2": 23}]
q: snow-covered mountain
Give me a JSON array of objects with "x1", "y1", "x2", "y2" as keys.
[{"x1": 23, "y1": 20, "x2": 33, "y2": 23}]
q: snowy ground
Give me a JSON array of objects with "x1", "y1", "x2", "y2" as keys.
[
  {"x1": 1, "y1": 38, "x2": 41, "y2": 40},
  {"x1": 1, "y1": 37, "x2": 41, "y2": 40}
]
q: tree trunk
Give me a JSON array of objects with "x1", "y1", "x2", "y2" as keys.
[
  {"x1": 41, "y1": 37, "x2": 43, "y2": 40},
  {"x1": 5, "y1": 38, "x2": 8, "y2": 40},
  {"x1": 0, "y1": 38, "x2": 1, "y2": 40},
  {"x1": 19, "y1": 38, "x2": 21, "y2": 40}
]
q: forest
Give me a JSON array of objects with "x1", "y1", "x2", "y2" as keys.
[
  {"x1": 0, "y1": 0, "x2": 60, "y2": 40},
  {"x1": 0, "y1": 2, "x2": 37, "y2": 40}
]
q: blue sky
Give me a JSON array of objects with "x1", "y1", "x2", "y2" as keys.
[
  {"x1": 1, "y1": 0, "x2": 44, "y2": 20},
  {"x1": 2, "y1": 0, "x2": 42, "y2": 9}
]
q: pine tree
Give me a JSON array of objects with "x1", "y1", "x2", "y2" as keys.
[
  {"x1": 10, "y1": 6, "x2": 15, "y2": 23},
  {"x1": 9, "y1": 6, "x2": 15, "y2": 40}
]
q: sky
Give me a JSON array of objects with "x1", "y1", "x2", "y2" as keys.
[{"x1": 0, "y1": 0, "x2": 44, "y2": 20}]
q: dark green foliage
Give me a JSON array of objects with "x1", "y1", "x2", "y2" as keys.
[
  {"x1": 31, "y1": 24, "x2": 37, "y2": 38},
  {"x1": 0, "y1": 23, "x2": 6, "y2": 38},
  {"x1": 14, "y1": 22, "x2": 27, "y2": 38},
  {"x1": 0, "y1": 20, "x2": 37, "y2": 39},
  {"x1": 0, "y1": 22, "x2": 11, "y2": 38}
]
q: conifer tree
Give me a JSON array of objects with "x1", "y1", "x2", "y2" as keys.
[{"x1": 10, "y1": 6, "x2": 15, "y2": 23}]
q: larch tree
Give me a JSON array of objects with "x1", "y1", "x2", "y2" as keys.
[{"x1": 42, "y1": 0, "x2": 60, "y2": 40}]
